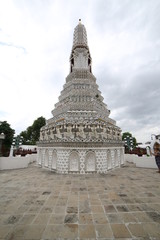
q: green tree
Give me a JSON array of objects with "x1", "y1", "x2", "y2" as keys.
[
  {"x1": 19, "y1": 130, "x2": 28, "y2": 144},
  {"x1": 122, "y1": 132, "x2": 137, "y2": 149},
  {"x1": 0, "y1": 121, "x2": 15, "y2": 156},
  {"x1": 20, "y1": 116, "x2": 46, "y2": 145}
]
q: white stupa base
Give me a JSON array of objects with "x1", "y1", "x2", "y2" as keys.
[{"x1": 37, "y1": 146, "x2": 124, "y2": 174}]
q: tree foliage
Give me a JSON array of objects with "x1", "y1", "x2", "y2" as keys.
[
  {"x1": 0, "y1": 121, "x2": 15, "y2": 156},
  {"x1": 122, "y1": 132, "x2": 137, "y2": 149},
  {"x1": 20, "y1": 116, "x2": 46, "y2": 145}
]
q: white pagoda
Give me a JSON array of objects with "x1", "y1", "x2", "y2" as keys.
[{"x1": 37, "y1": 20, "x2": 124, "y2": 174}]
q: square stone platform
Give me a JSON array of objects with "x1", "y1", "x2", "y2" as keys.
[{"x1": 0, "y1": 162, "x2": 160, "y2": 240}]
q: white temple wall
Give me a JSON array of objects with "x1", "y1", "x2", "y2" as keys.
[{"x1": 37, "y1": 147, "x2": 124, "y2": 174}]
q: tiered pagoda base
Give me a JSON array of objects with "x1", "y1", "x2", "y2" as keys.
[{"x1": 37, "y1": 141, "x2": 124, "y2": 174}]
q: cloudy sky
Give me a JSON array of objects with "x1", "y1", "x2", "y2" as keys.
[{"x1": 0, "y1": 0, "x2": 160, "y2": 143}]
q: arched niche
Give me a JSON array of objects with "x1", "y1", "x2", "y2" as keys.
[
  {"x1": 69, "y1": 151, "x2": 80, "y2": 172},
  {"x1": 38, "y1": 149, "x2": 42, "y2": 165},
  {"x1": 44, "y1": 149, "x2": 49, "y2": 167},
  {"x1": 52, "y1": 150, "x2": 57, "y2": 170},
  {"x1": 85, "y1": 151, "x2": 96, "y2": 172},
  {"x1": 107, "y1": 150, "x2": 112, "y2": 169},
  {"x1": 110, "y1": 149, "x2": 115, "y2": 168},
  {"x1": 114, "y1": 149, "x2": 119, "y2": 167}
]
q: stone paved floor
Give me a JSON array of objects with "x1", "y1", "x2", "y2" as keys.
[{"x1": 0, "y1": 162, "x2": 160, "y2": 240}]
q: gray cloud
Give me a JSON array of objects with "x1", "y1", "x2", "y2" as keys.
[
  {"x1": 0, "y1": 0, "x2": 160, "y2": 142},
  {"x1": 0, "y1": 41, "x2": 26, "y2": 52}
]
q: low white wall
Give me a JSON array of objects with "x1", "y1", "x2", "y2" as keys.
[
  {"x1": 0, "y1": 154, "x2": 37, "y2": 170},
  {"x1": 25, "y1": 154, "x2": 37, "y2": 163},
  {"x1": 124, "y1": 154, "x2": 157, "y2": 168},
  {"x1": 124, "y1": 154, "x2": 134, "y2": 163},
  {"x1": 1, "y1": 154, "x2": 157, "y2": 171},
  {"x1": 134, "y1": 156, "x2": 157, "y2": 168}
]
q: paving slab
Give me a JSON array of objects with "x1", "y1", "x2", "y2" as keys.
[{"x1": 0, "y1": 162, "x2": 160, "y2": 239}]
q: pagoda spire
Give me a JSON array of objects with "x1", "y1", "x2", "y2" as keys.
[{"x1": 70, "y1": 20, "x2": 92, "y2": 73}]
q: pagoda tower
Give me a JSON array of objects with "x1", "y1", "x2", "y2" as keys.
[{"x1": 37, "y1": 20, "x2": 124, "y2": 174}]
